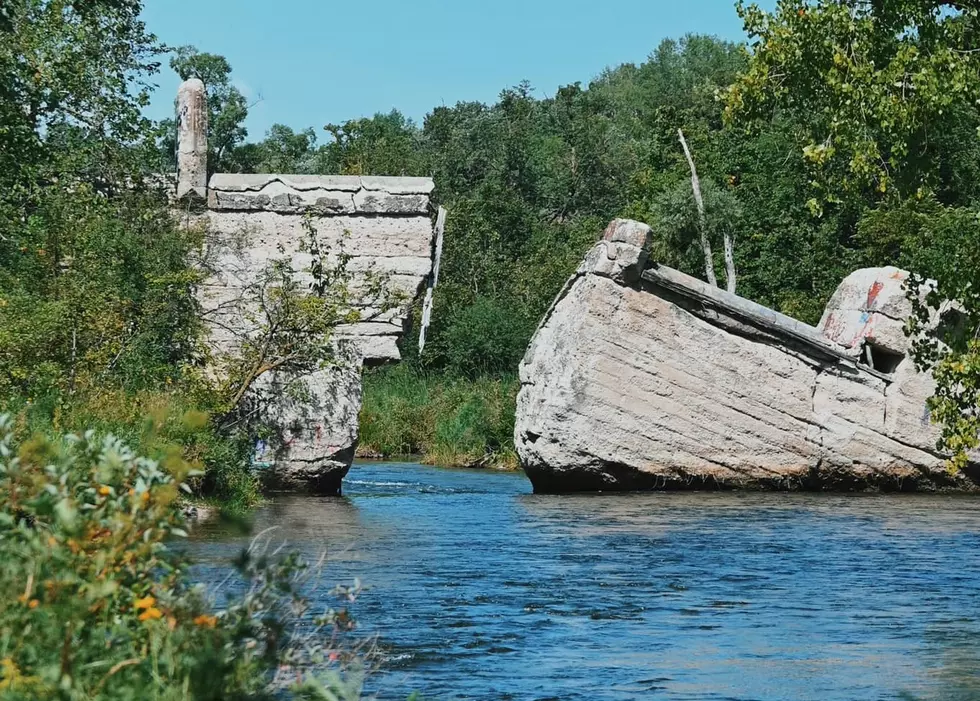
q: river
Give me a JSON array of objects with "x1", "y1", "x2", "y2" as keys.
[{"x1": 188, "y1": 462, "x2": 980, "y2": 700}]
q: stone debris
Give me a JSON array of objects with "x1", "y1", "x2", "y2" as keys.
[{"x1": 515, "y1": 218, "x2": 978, "y2": 493}]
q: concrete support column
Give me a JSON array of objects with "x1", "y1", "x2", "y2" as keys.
[{"x1": 176, "y1": 78, "x2": 208, "y2": 201}]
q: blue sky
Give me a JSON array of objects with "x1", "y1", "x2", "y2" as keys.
[{"x1": 142, "y1": 0, "x2": 769, "y2": 141}]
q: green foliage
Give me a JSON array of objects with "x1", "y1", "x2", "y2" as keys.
[
  {"x1": 320, "y1": 111, "x2": 426, "y2": 176},
  {"x1": 726, "y1": 0, "x2": 980, "y2": 205},
  {"x1": 0, "y1": 417, "x2": 368, "y2": 699},
  {"x1": 1, "y1": 390, "x2": 258, "y2": 512},
  {"x1": 885, "y1": 202, "x2": 980, "y2": 469},
  {"x1": 0, "y1": 4, "x2": 267, "y2": 509},
  {"x1": 359, "y1": 366, "x2": 518, "y2": 469},
  {"x1": 639, "y1": 177, "x2": 744, "y2": 278},
  {"x1": 0, "y1": 0, "x2": 183, "y2": 396},
  {"x1": 0, "y1": 187, "x2": 200, "y2": 397},
  {"x1": 428, "y1": 298, "x2": 534, "y2": 379},
  {"x1": 248, "y1": 125, "x2": 320, "y2": 174},
  {"x1": 0, "y1": 0, "x2": 161, "y2": 202}
]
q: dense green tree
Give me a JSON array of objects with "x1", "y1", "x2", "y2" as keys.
[
  {"x1": 727, "y1": 0, "x2": 980, "y2": 208},
  {"x1": 0, "y1": 0, "x2": 161, "y2": 203},
  {"x1": 0, "y1": 0, "x2": 187, "y2": 398},
  {"x1": 0, "y1": 2, "x2": 260, "y2": 504},
  {"x1": 318, "y1": 110, "x2": 426, "y2": 176},
  {"x1": 255, "y1": 124, "x2": 319, "y2": 173}
]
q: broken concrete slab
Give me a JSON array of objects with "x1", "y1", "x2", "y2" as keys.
[{"x1": 515, "y1": 218, "x2": 977, "y2": 494}]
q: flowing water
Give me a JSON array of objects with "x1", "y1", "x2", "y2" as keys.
[{"x1": 188, "y1": 462, "x2": 980, "y2": 700}]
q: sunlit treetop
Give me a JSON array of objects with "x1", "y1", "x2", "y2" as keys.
[{"x1": 724, "y1": 0, "x2": 980, "y2": 211}]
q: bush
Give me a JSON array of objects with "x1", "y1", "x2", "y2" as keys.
[
  {"x1": 0, "y1": 187, "x2": 201, "y2": 398},
  {"x1": 424, "y1": 298, "x2": 532, "y2": 379},
  {"x1": 0, "y1": 416, "x2": 367, "y2": 700},
  {"x1": 1, "y1": 390, "x2": 261, "y2": 513}
]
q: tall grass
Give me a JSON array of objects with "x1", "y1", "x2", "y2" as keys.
[{"x1": 359, "y1": 366, "x2": 519, "y2": 469}]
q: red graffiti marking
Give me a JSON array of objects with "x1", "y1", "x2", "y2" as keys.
[{"x1": 866, "y1": 281, "x2": 884, "y2": 310}]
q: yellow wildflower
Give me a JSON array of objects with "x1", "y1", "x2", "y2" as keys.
[
  {"x1": 138, "y1": 607, "x2": 163, "y2": 622},
  {"x1": 134, "y1": 595, "x2": 155, "y2": 610},
  {"x1": 27, "y1": 600, "x2": 38, "y2": 610},
  {"x1": 98, "y1": 486, "x2": 111, "y2": 496},
  {"x1": 193, "y1": 614, "x2": 217, "y2": 628}
]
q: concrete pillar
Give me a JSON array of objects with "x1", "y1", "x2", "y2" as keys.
[{"x1": 176, "y1": 78, "x2": 208, "y2": 201}]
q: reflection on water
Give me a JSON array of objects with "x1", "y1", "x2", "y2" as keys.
[{"x1": 189, "y1": 463, "x2": 980, "y2": 700}]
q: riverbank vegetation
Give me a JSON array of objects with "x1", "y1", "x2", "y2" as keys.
[
  {"x1": 0, "y1": 416, "x2": 368, "y2": 699},
  {"x1": 0, "y1": 0, "x2": 261, "y2": 510},
  {"x1": 359, "y1": 366, "x2": 518, "y2": 469}
]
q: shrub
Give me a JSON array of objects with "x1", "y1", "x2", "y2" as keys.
[
  {"x1": 438, "y1": 298, "x2": 534, "y2": 379},
  {"x1": 1, "y1": 390, "x2": 261, "y2": 513},
  {"x1": 0, "y1": 416, "x2": 367, "y2": 700}
]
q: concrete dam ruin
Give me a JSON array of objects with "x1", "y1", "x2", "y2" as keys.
[
  {"x1": 174, "y1": 78, "x2": 439, "y2": 494},
  {"x1": 515, "y1": 218, "x2": 979, "y2": 493},
  {"x1": 173, "y1": 79, "x2": 972, "y2": 496}
]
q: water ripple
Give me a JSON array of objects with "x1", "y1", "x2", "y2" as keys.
[{"x1": 190, "y1": 463, "x2": 980, "y2": 701}]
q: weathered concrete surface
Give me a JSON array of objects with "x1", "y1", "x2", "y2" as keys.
[
  {"x1": 247, "y1": 351, "x2": 363, "y2": 495},
  {"x1": 176, "y1": 79, "x2": 207, "y2": 201},
  {"x1": 515, "y1": 218, "x2": 978, "y2": 493},
  {"x1": 199, "y1": 174, "x2": 435, "y2": 493}
]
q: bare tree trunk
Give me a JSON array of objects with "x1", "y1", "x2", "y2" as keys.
[
  {"x1": 678, "y1": 128, "x2": 718, "y2": 288},
  {"x1": 723, "y1": 229, "x2": 737, "y2": 294}
]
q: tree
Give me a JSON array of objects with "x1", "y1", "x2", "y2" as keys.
[
  {"x1": 0, "y1": 0, "x2": 191, "y2": 399},
  {"x1": 0, "y1": 0, "x2": 161, "y2": 201},
  {"x1": 725, "y1": 0, "x2": 980, "y2": 209},
  {"x1": 256, "y1": 124, "x2": 318, "y2": 173},
  {"x1": 320, "y1": 110, "x2": 425, "y2": 176},
  {"x1": 0, "y1": 4, "x2": 259, "y2": 505},
  {"x1": 644, "y1": 177, "x2": 744, "y2": 285}
]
